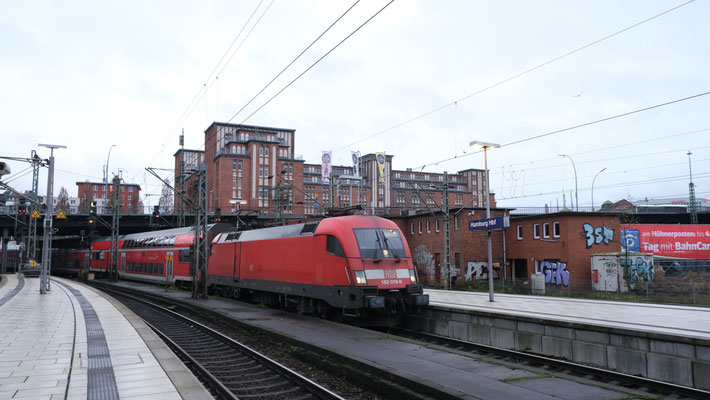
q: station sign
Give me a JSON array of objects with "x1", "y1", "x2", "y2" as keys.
[{"x1": 469, "y1": 216, "x2": 510, "y2": 231}]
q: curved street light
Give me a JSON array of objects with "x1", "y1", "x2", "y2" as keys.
[
  {"x1": 104, "y1": 144, "x2": 117, "y2": 183},
  {"x1": 559, "y1": 154, "x2": 578, "y2": 211},
  {"x1": 591, "y1": 167, "x2": 606, "y2": 212}
]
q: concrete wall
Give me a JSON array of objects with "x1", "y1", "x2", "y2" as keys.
[{"x1": 405, "y1": 306, "x2": 710, "y2": 390}]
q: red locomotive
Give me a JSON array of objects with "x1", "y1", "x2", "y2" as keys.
[{"x1": 54, "y1": 215, "x2": 429, "y2": 325}]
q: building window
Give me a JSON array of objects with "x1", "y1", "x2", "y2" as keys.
[
  {"x1": 455, "y1": 215, "x2": 459, "y2": 230},
  {"x1": 418, "y1": 221, "x2": 422, "y2": 234},
  {"x1": 533, "y1": 224, "x2": 540, "y2": 239},
  {"x1": 129, "y1": 187, "x2": 133, "y2": 192},
  {"x1": 410, "y1": 223, "x2": 414, "y2": 235},
  {"x1": 517, "y1": 225, "x2": 523, "y2": 240},
  {"x1": 435, "y1": 219, "x2": 439, "y2": 233},
  {"x1": 101, "y1": 193, "x2": 106, "y2": 199},
  {"x1": 426, "y1": 220, "x2": 431, "y2": 233},
  {"x1": 553, "y1": 222, "x2": 560, "y2": 238},
  {"x1": 543, "y1": 223, "x2": 550, "y2": 238},
  {"x1": 128, "y1": 195, "x2": 132, "y2": 200},
  {"x1": 93, "y1": 184, "x2": 98, "y2": 190},
  {"x1": 238, "y1": 160, "x2": 243, "y2": 170}
]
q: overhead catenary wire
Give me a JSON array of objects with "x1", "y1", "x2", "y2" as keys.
[
  {"x1": 227, "y1": 0, "x2": 362, "y2": 123},
  {"x1": 333, "y1": 0, "x2": 696, "y2": 154},
  {"x1": 145, "y1": 0, "x2": 272, "y2": 170}
]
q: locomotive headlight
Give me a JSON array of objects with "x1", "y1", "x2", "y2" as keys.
[
  {"x1": 354, "y1": 270, "x2": 367, "y2": 284},
  {"x1": 409, "y1": 269, "x2": 417, "y2": 283}
]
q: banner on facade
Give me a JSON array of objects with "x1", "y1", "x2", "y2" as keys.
[
  {"x1": 376, "y1": 152, "x2": 386, "y2": 183},
  {"x1": 621, "y1": 224, "x2": 710, "y2": 260},
  {"x1": 321, "y1": 150, "x2": 332, "y2": 185},
  {"x1": 351, "y1": 151, "x2": 360, "y2": 177}
]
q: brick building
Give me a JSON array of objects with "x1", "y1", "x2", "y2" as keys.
[
  {"x1": 76, "y1": 181, "x2": 142, "y2": 214},
  {"x1": 392, "y1": 208, "x2": 509, "y2": 286},
  {"x1": 175, "y1": 122, "x2": 492, "y2": 218},
  {"x1": 505, "y1": 212, "x2": 622, "y2": 289}
]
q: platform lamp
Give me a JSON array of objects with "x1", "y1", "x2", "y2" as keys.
[
  {"x1": 230, "y1": 199, "x2": 247, "y2": 230},
  {"x1": 470, "y1": 140, "x2": 500, "y2": 302}
]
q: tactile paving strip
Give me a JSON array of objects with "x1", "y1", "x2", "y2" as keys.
[
  {"x1": 57, "y1": 282, "x2": 120, "y2": 400},
  {"x1": 0, "y1": 276, "x2": 24, "y2": 307}
]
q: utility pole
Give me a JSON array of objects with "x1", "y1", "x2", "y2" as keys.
[
  {"x1": 688, "y1": 151, "x2": 698, "y2": 224},
  {"x1": 26, "y1": 151, "x2": 44, "y2": 263},
  {"x1": 109, "y1": 175, "x2": 121, "y2": 281},
  {"x1": 443, "y1": 172, "x2": 451, "y2": 290},
  {"x1": 178, "y1": 130, "x2": 186, "y2": 228},
  {"x1": 192, "y1": 164, "x2": 209, "y2": 299},
  {"x1": 38, "y1": 143, "x2": 66, "y2": 294}
]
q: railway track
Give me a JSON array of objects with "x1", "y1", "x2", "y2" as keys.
[
  {"x1": 391, "y1": 327, "x2": 710, "y2": 400},
  {"x1": 106, "y1": 289, "x2": 345, "y2": 400}
]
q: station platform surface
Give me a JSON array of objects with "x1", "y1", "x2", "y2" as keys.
[
  {"x1": 97, "y1": 279, "x2": 648, "y2": 400},
  {"x1": 0, "y1": 274, "x2": 212, "y2": 400},
  {"x1": 426, "y1": 288, "x2": 710, "y2": 340}
]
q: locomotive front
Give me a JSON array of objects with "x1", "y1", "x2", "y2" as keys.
[{"x1": 319, "y1": 216, "x2": 429, "y2": 323}]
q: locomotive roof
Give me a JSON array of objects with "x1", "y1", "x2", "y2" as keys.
[
  {"x1": 218, "y1": 215, "x2": 400, "y2": 243},
  {"x1": 221, "y1": 221, "x2": 320, "y2": 242}
]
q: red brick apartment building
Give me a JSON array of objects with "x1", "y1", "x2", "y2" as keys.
[
  {"x1": 174, "y1": 122, "x2": 491, "y2": 218},
  {"x1": 76, "y1": 181, "x2": 142, "y2": 214}
]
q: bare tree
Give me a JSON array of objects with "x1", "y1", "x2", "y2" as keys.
[
  {"x1": 158, "y1": 183, "x2": 174, "y2": 214},
  {"x1": 78, "y1": 183, "x2": 91, "y2": 213},
  {"x1": 56, "y1": 187, "x2": 70, "y2": 214}
]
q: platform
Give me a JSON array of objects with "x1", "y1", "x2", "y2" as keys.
[
  {"x1": 426, "y1": 289, "x2": 710, "y2": 340},
  {"x1": 0, "y1": 274, "x2": 212, "y2": 400},
  {"x1": 96, "y1": 279, "x2": 647, "y2": 399}
]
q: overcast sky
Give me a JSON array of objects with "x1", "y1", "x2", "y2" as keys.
[{"x1": 1, "y1": 0, "x2": 708, "y2": 211}]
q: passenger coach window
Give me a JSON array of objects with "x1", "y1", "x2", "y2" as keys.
[{"x1": 326, "y1": 235, "x2": 345, "y2": 257}]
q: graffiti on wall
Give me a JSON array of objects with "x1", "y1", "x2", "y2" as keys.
[
  {"x1": 414, "y1": 245, "x2": 435, "y2": 279},
  {"x1": 540, "y1": 260, "x2": 570, "y2": 286},
  {"x1": 583, "y1": 223, "x2": 615, "y2": 248},
  {"x1": 620, "y1": 256, "x2": 654, "y2": 290},
  {"x1": 465, "y1": 261, "x2": 500, "y2": 281}
]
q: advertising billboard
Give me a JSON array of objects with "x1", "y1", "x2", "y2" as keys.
[{"x1": 621, "y1": 224, "x2": 710, "y2": 260}]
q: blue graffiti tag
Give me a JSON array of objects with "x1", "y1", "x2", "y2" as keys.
[
  {"x1": 620, "y1": 256, "x2": 654, "y2": 290},
  {"x1": 541, "y1": 261, "x2": 570, "y2": 286},
  {"x1": 583, "y1": 223, "x2": 615, "y2": 248}
]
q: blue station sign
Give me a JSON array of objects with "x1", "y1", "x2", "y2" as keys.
[{"x1": 469, "y1": 216, "x2": 510, "y2": 231}]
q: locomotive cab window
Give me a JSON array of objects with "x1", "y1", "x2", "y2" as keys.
[
  {"x1": 353, "y1": 228, "x2": 406, "y2": 259},
  {"x1": 326, "y1": 235, "x2": 345, "y2": 257}
]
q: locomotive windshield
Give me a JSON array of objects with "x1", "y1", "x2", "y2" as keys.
[{"x1": 353, "y1": 228, "x2": 406, "y2": 259}]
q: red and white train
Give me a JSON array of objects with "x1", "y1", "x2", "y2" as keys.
[{"x1": 54, "y1": 215, "x2": 428, "y2": 325}]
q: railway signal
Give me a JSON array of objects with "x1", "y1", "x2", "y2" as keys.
[
  {"x1": 213, "y1": 207, "x2": 221, "y2": 222},
  {"x1": 89, "y1": 201, "x2": 97, "y2": 215},
  {"x1": 152, "y1": 205, "x2": 160, "y2": 219}
]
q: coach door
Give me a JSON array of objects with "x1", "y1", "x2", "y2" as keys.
[
  {"x1": 166, "y1": 252, "x2": 174, "y2": 283},
  {"x1": 120, "y1": 253, "x2": 126, "y2": 273}
]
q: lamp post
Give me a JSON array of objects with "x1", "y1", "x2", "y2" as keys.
[
  {"x1": 104, "y1": 144, "x2": 116, "y2": 183},
  {"x1": 470, "y1": 140, "x2": 500, "y2": 302},
  {"x1": 591, "y1": 167, "x2": 606, "y2": 212},
  {"x1": 38, "y1": 143, "x2": 66, "y2": 294},
  {"x1": 559, "y1": 154, "x2": 578, "y2": 211}
]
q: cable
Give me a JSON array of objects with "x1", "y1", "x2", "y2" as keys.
[
  {"x1": 227, "y1": 0, "x2": 361, "y2": 123},
  {"x1": 413, "y1": 90, "x2": 710, "y2": 171},
  {"x1": 237, "y1": 0, "x2": 396, "y2": 125},
  {"x1": 145, "y1": 0, "x2": 271, "y2": 170},
  {"x1": 334, "y1": 0, "x2": 696, "y2": 153}
]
